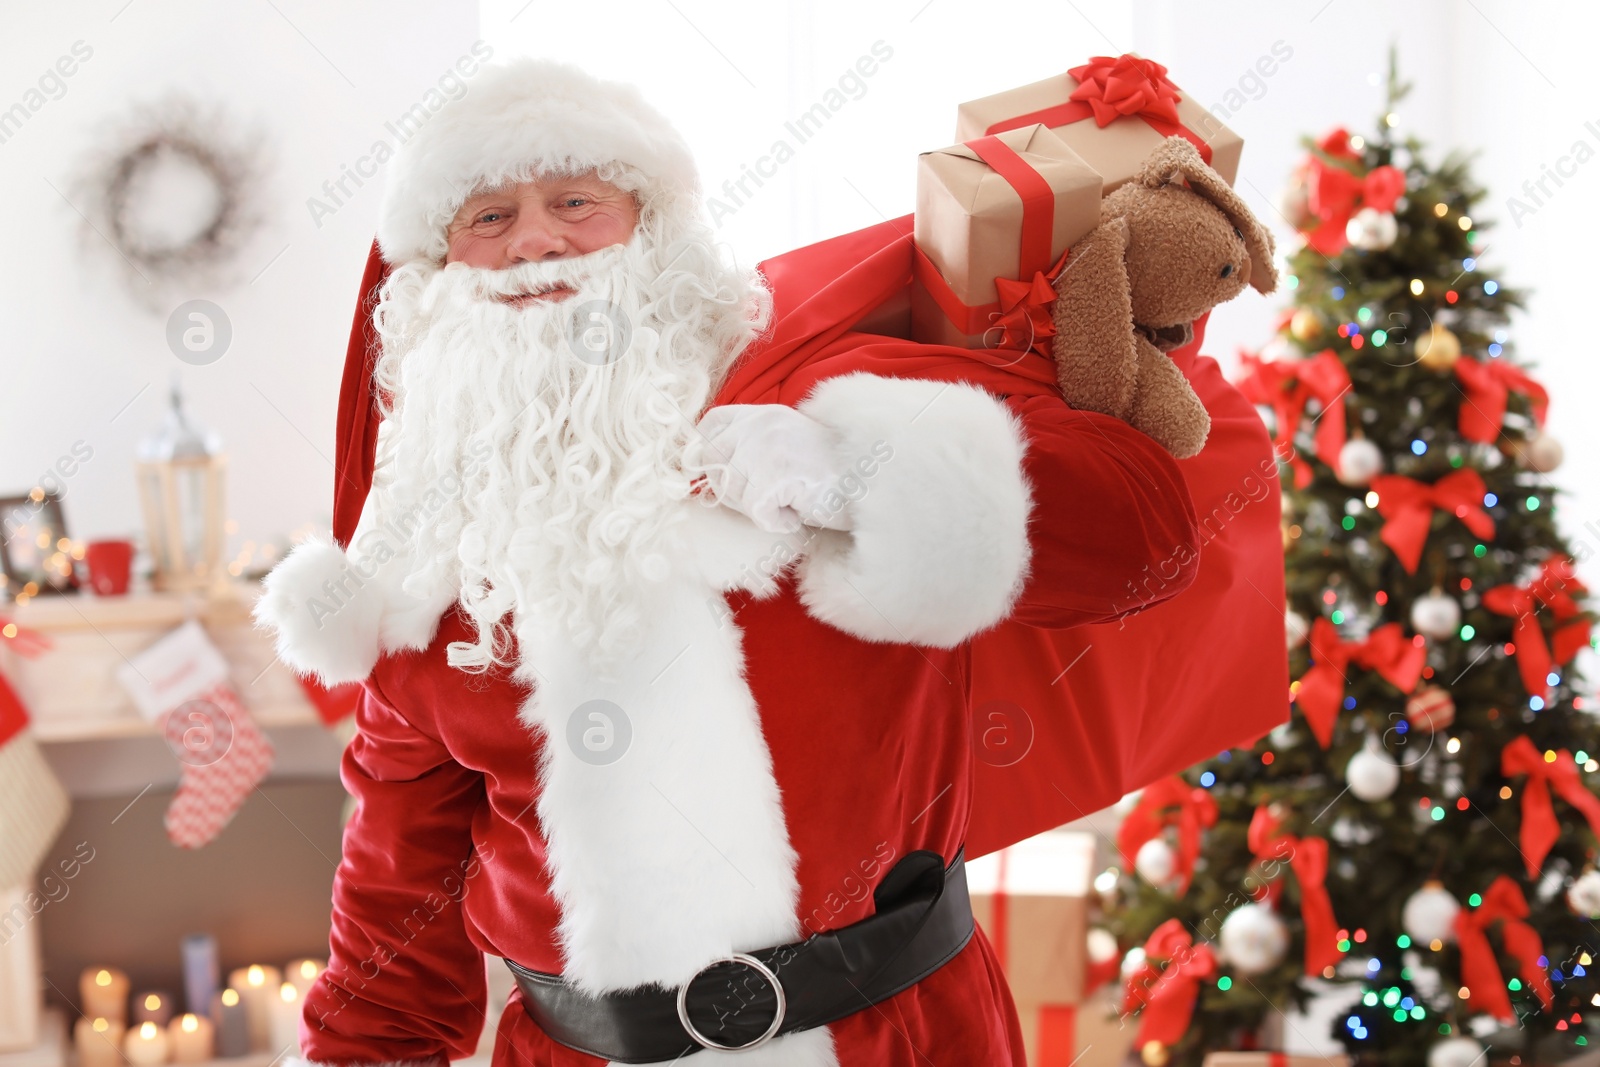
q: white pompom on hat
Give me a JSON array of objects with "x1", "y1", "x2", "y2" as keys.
[{"x1": 377, "y1": 57, "x2": 700, "y2": 265}]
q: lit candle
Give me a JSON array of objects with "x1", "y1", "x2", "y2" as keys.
[
  {"x1": 132, "y1": 989, "x2": 174, "y2": 1027},
  {"x1": 123, "y1": 1019, "x2": 171, "y2": 1066},
  {"x1": 168, "y1": 1013, "x2": 215, "y2": 1063},
  {"x1": 210, "y1": 988, "x2": 250, "y2": 1058},
  {"x1": 80, "y1": 966, "x2": 131, "y2": 1024},
  {"x1": 267, "y1": 982, "x2": 302, "y2": 1054},
  {"x1": 283, "y1": 957, "x2": 326, "y2": 999},
  {"x1": 74, "y1": 1016, "x2": 126, "y2": 1067},
  {"x1": 225, "y1": 964, "x2": 280, "y2": 1051}
]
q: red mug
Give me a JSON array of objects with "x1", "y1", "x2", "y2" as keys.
[{"x1": 85, "y1": 540, "x2": 135, "y2": 596}]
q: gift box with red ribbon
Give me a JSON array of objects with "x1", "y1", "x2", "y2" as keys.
[
  {"x1": 911, "y1": 122, "x2": 1100, "y2": 354},
  {"x1": 1201, "y1": 1053, "x2": 1352, "y2": 1067},
  {"x1": 955, "y1": 53, "x2": 1244, "y2": 191},
  {"x1": 968, "y1": 831, "x2": 1131, "y2": 1067}
]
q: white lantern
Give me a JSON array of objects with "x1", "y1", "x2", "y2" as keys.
[{"x1": 135, "y1": 380, "x2": 226, "y2": 592}]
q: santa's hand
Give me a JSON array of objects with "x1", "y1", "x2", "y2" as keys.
[{"x1": 687, "y1": 404, "x2": 853, "y2": 533}]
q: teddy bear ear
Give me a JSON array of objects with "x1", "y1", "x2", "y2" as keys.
[{"x1": 1136, "y1": 136, "x2": 1279, "y2": 295}]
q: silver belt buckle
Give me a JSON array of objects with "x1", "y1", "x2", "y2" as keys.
[{"x1": 676, "y1": 952, "x2": 786, "y2": 1052}]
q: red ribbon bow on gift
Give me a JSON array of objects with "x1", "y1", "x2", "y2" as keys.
[
  {"x1": 1368, "y1": 469, "x2": 1496, "y2": 574},
  {"x1": 1116, "y1": 776, "x2": 1219, "y2": 895},
  {"x1": 1453, "y1": 355, "x2": 1549, "y2": 444},
  {"x1": 1501, "y1": 735, "x2": 1600, "y2": 877},
  {"x1": 1483, "y1": 554, "x2": 1591, "y2": 700},
  {"x1": 1237, "y1": 349, "x2": 1351, "y2": 489},
  {"x1": 1246, "y1": 811, "x2": 1340, "y2": 976},
  {"x1": 1300, "y1": 139, "x2": 1405, "y2": 257},
  {"x1": 1454, "y1": 875, "x2": 1554, "y2": 1022},
  {"x1": 1295, "y1": 618, "x2": 1426, "y2": 747},
  {"x1": 1066, "y1": 54, "x2": 1183, "y2": 128},
  {"x1": 1247, "y1": 807, "x2": 1343, "y2": 976},
  {"x1": 986, "y1": 247, "x2": 1071, "y2": 360},
  {"x1": 1122, "y1": 919, "x2": 1217, "y2": 1046}
]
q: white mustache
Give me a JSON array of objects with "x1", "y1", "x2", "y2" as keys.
[{"x1": 438, "y1": 242, "x2": 631, "y2": 304}]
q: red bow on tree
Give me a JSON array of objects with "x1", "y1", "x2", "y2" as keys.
[
  {"x1": 1453, "y1": 356, "x2": 1549, "y2": 444},
  {"x1": 1116, "y1": 776, "x2": 1218, "y2": 895},
  {"x1": 1121, "y1": 919, "x2": 1218, "y2": 1046},
  {"x1": 986, "y1": 247, "x2": 1071, "y2": 360},
  {"x1": 1454, "y1": 876, "x2": 1554, "y2": 1021},
  {"x1": 1236, "y1": 348, "x2": 1351, "y2": 489},
  {"x1": 1067, "y1": 54, "x2": 1183, "y2": 127},
  {"x1": 1295, "y1": 619, "x2": 1426, "y2": 747},
  {"x1": 1501, "y1": 735, "x2": 1600, "y2": 877},
  {"x1": 1247, "y1": 807, "x2": 1343, "y2": 976},
  {"x1": 1299, "y1": 129, "x2": 1405, "y2": 257},
  {"x1": 1368, "y1": 468, "x2": 1496, "y2": 574},
  {"x1": 1483, "y1": 554, "x2": 1592, "y2": 700}
]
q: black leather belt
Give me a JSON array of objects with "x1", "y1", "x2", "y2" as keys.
[{"x1": 506, "y1": 845, "x2": 973, "y2": 1063}]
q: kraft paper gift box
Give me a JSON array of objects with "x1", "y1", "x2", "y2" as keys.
[
  {"x1": 970, "y1": 831, "x2": 1135, "y2": 1066},
  {"x1": 1202, "y1": 1054, "x2": 1353, "y2": 1067},
  {"x1": 954, "y1": 53, "x2": 1243, "y2": 192},
  {"x1": 911, "y1": 122, "x2": 1100, "y2": 352}
]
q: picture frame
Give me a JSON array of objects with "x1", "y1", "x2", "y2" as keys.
[{"x1": 0, "y1": 489, "x2": 79, "y2": 599}]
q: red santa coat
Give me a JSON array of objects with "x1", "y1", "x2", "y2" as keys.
[{"x1": 283, "y1": 218, "x2": 1284, "y2": 1067}]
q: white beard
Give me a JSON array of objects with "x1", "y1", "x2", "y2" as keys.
[
  {"x1": 360, "y1": 221, "x2": 841, "y2": 1065},
  {"x1": 363, "y1": 221, "x2": 770, "y2": 678}
]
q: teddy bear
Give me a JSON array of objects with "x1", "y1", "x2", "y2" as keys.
[{"x1": 1051, "y1": 135, "x2": 1278, "y2": 459}]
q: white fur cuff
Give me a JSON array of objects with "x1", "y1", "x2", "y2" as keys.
[
  {"x1": 253, "y1": 536, "x2": 385, "y2": 686},
  {"x1": 795, "y1": 373, "x2": 1033, "y2": 648}
]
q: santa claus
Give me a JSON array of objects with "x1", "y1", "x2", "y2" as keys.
[{"x1": 256, "y1": 57, "x2": 1232, "y2": 1066}]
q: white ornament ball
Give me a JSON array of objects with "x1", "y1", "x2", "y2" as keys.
[
  {"x1": 1520, "y1": 430, "x2": 1564, "y2": 473},
  {"x1": 1427, "y1": 1036, "x2": 1485, "y2": 1067},
  {"x1": 1218, "y1": 903, "x2": 1290, "y2": 976},
  {"x1": 1410, "y1": 592, "x2": 1462, "y2": 640},
  {"x1": 1087, "y1": 927, "x2": 1120, "y2": 965},
  {"x1": 1346, "y1": 746, "x2": 1401, "y2": 802},
  {"x1": 1135, "y1": 838, "x2": 1177, "y2": 886},
  {"x1": 1568, "y1": 869, "x2": 1600, "y2": 918},
  {"x1": 1121, "y1": 945, "x2": 1148, "y2": 980},
  {"x1": 1286, "y1": 610, "x2": 1310, "y2": 650},
  {"x1": 1402, "y1": 882, "x2": 1461, "y2": 944},
  {"x1": 1346, "y1": 207, "x2": 1399, "y2": 251},
  {"x1": 1336, "y1": 438, "x2": 1385, "y2": 486},
  {"x1": 1115, "y1": 789, "x2": 1144, "y2": 815},
  {"x1": 1259, "y1": 335, "x2": 1297, "y2": 364}
]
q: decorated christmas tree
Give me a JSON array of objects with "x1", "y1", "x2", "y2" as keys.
[{"x1": 1104, "y1": 56, "x2": 1600, "y2": 1067}]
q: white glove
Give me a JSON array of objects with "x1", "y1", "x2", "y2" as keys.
[{"x1": 686, "y1": 404, "x2": 853, "y2": 533}]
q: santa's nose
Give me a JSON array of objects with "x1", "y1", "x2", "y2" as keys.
[{"x1": 504, "y1": 213, "x2": 573, "y2": 261}]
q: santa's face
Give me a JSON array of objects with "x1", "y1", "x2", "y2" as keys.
[
  {"x1": 362, "y1": 175, "x2": 770, "y2": 675},
  {"x1": 443, "y1": 173, "x2": 642, "y2": 276}
]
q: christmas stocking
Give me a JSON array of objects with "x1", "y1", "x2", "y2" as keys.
[
  {"x1": 117, "y1": 621, "x2": 275, "y2": 848},
  {"x1": 0, "y1": 668, "x2": 70, "y2": 890}
]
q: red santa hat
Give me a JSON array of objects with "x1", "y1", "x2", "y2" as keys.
[
  {"x1": 333, "y1": 59, "x2": 701, "y2": 543},
  {"x1": 376, "y1": 56, "x2": 701, "y2": 265}
]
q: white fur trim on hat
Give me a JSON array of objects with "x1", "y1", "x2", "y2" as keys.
[{"x1": 377, "y1": 57, "x2": 700, "y2": 265}]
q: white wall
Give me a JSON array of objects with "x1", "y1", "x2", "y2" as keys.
[
  {"x1": 0, "y1": 0, "x2": 479, "y2": 564},
  {"x1": 2, "y1": 0, "x2": 1594, "y2": 618}
]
